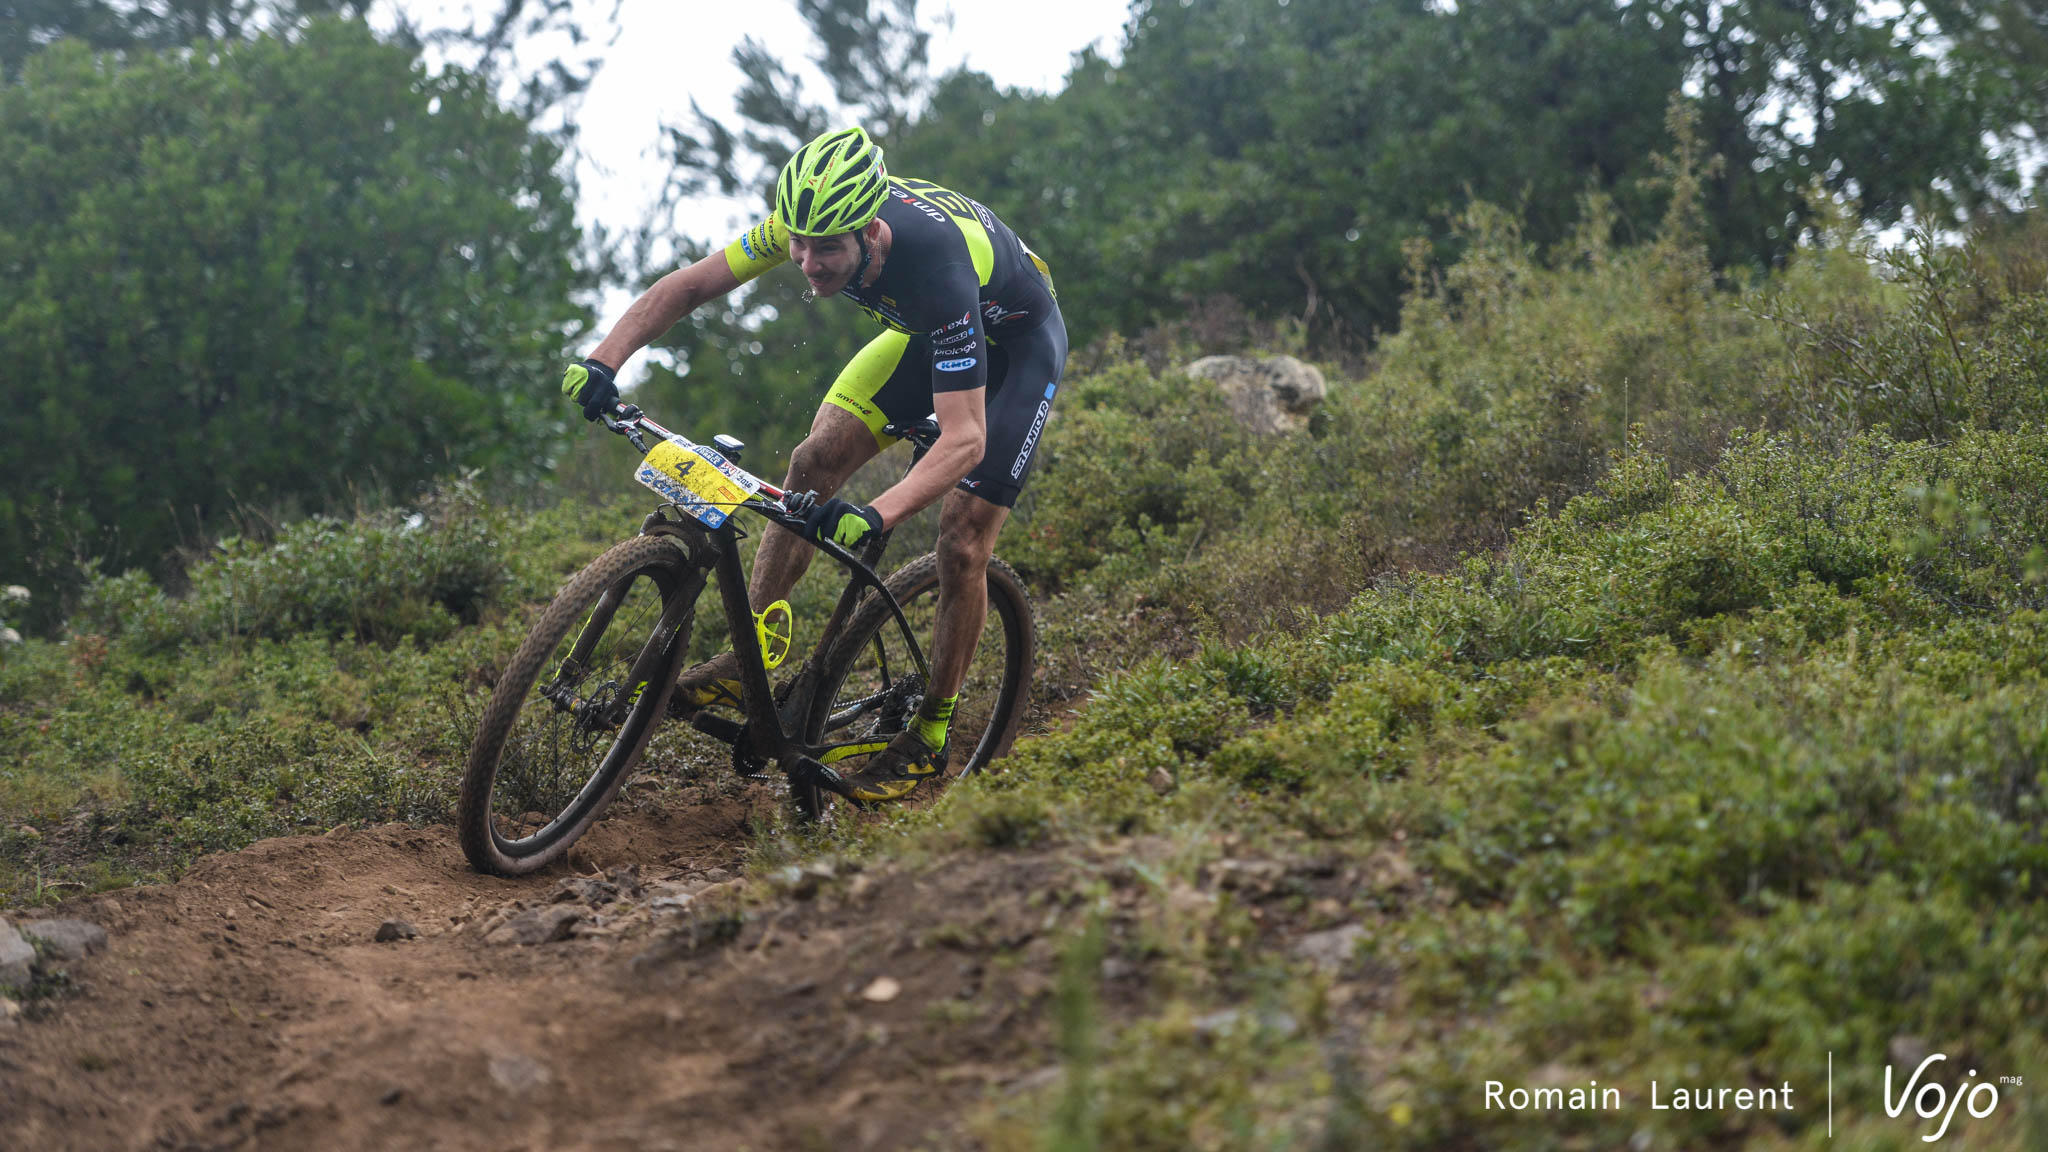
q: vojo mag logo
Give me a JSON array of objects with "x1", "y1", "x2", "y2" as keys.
[{"x1": 1883, "y1": 1052, "x2": 2012, "y2": 1142}]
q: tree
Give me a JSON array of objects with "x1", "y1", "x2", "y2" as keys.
[
  {"x1": 1649, "y1": 0, "x2": 2035, "y2": 268},
  {"x1": 0, "y1": 20, "x2": 592, "y2": 623},
  {"x1": 897, "y1": 0, "x2": 2047, "y2": 349},
  {"x1": 2, "y1": 0, "x2": 372, "y2": 80},
  {"x1": 895, "y1": 0, "x2": 1693, "y2": 347}
]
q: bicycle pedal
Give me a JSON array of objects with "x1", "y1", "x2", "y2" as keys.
[{"x1": 788, "y1": 754, "x2": 860, "y2": 800}]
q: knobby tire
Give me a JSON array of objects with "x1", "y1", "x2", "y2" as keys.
[
  {"x1": 796, "y1": 552, "x2": 1035, "y2": 818},
  {"x1": 458, "y1": 535, "x2": 701, "y2": 875}
]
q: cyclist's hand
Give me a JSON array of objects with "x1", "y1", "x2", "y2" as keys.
[
  {"x1": 801, "y1": 497, "x2": 883, "y2": 549},
  {"x1": 561, "y1": 357, "x2": 620, "y2": 422}
]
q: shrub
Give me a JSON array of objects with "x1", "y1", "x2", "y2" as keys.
[{"x1": 75, "y1": 478, "x2": 509, "y2": 651}]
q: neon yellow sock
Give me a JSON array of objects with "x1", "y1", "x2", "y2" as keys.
[{"x1": 912, "y1": 694, "x2": 957, "y2": 752}]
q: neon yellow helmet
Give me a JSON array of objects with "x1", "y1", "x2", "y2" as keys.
[{"x1": 775, "y1": 127, "x2": 889, "y2": 237}]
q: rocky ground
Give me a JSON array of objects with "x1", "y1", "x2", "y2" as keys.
[{"x1": 0, "y1": 788, "x2": 1094, "y2": 1152}]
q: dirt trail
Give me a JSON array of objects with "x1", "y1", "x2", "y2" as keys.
[{"x1": 0, "y1": 790, "x2": 1069, "y2": 1152}]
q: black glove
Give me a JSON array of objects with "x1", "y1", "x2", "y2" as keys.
[
  {"x1": 801, "y1": 497, "x2": 884, "y2": 549},
  {"x1": 561, "y1": 357, "x2": 620, "y2": 422}
]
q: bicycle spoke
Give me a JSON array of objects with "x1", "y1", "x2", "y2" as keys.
[
  {"x1": 803, "y1": 554, "x2": 1032, "y2": 816},
  {"x1": 484, "y1": 565, "x2": 671, "y2": 844}
]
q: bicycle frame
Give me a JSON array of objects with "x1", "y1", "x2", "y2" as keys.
[{"x1": 604, "y1": 404, "x2": 934, "y2": 799}]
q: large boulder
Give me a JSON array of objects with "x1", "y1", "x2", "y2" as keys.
[{"x1": 1184, "y1": 354, "x2": 1328, "y2": 435}]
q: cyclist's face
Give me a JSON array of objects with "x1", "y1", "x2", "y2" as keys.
[{"x1": 789, "y1": 231, "x2": 861, "y2": 297}]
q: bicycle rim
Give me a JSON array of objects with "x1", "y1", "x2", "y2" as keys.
[
  {"x1": 459, "y1": 535, "x2": 699, "y2": 874},
  {"x1": 801, "y1": 553, "x2": 1034, "y2": 815}
]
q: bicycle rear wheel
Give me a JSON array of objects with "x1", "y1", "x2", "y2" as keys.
[
  {"x1": 798, "y1": 552, "x2": 1035, "y2": 817},
  {"x1": 458, "y1": 534, "x2": 704, "y2": 875}
]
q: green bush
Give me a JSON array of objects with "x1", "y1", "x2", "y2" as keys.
[
  {"x1": 75, "y1": 479, "x2": 509, "y2": 650},
  {"x1": 0, "y1": 482, "x2": 653, "y2": 900},
  {"x1": 929, "y1": 412, "x2": 2048, "y2": 1148}
]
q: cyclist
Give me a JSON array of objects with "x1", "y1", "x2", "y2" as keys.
[{"x1": 561, "y1": 126, "x2": 1065, "y2": 803}]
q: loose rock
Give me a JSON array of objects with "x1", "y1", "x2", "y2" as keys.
[
  {"x1": 373, "y1": 920, "x2": 418, "y2": 943},
  {"x1": 1207, "y1": 858, "x2": 1289, "y2": 898},
  {"x1": 1193, "y1": 1007, "x2": 1298, "y2": 1041},
  {"x1": 549, "y1": 877, "x2": 619, "y2": 907},
  {"x1": 606, "y1": 864, "x2": 643, "y2": 898},
  {"x1": 484, "y1": 905, "x2": 584, "y2": 946},
  {"x1": 778, "y1": 862, "x2": 837, "y2": 901},
  {"x1": 860, "y1": 976, "x2": 902, "y2": 1003},
  {"x1": 20, "y1": 919, "x2": 109, "y2": 963},
  {"x1": 1293, "y1": 923, "x2": 1366, "y2": 971},
  {"x1": 0, "y1": 918, "x2": 34, "y2": 990},
  {"x1": 487, "y1": 1053, "x2": 551, "y2": 1092}
]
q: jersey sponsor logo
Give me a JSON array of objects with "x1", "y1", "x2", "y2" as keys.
[
  {"x1": 958, "y1": 477, "x2": 982, "y2": 489},
  {"x1": 1011, "y1": 395, "x2": 1053, "y2": 478},
  {"x1": 832, "y1": 392, "x2": 876, "y2": 417},
  {"x1": 937, "y1": 357, "x2": 978, "y2": 372},
  {"x1": 849, "y1": 289, "x2": 910, "y2": 331},
  {"x1": 940, "y1": 310, "x2": 973, "y2": 332},
  {"x1": 911, "y1": 182, "x2": 979, "y2": 223},
  {"x1": 934, "y1": 327, "x2": 976, "y2": 350},
  {"x1": 894, "y1": 190, "x2": 947, "y2": 225},
  {"x1": 982, "y1": 300, "x2": 1030, "y2": 327},
  {"x1": 740, "y1": 221, "x2": 781, "y2": 261}
]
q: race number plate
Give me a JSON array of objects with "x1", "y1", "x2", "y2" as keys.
[{"x1": 635, "y1": 437, "x2": 761, "y2": 529}]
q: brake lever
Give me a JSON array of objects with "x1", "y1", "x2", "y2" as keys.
[{"x1": 602, "y1": 405, "x2": 649, "y2": 453}]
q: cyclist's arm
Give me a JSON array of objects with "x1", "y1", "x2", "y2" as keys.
[
  {"x1": 869, "y1": 386, "x2": 986, "y2": 528},
  {"x1": 868, "y1": 262, "x2": 989, "y2": 527},
  {"x1": 589, "y1": 250, "x2": 744, "y2": 370},
  {"x1": 924, "y1": 263, "x2": 989, "y2": 396}
]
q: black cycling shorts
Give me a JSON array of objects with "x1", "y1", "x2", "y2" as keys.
[{"x1": 824, "y1": 300, "x2": 1068, "y2": 509}]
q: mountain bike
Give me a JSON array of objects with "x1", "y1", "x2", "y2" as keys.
[{"x1": 457, "y1": 404, "x2": 1035, "y2": 876}]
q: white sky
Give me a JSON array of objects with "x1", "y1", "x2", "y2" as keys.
[{"x1": 379, "y1": 1, "x2": 1132, "y2": 247}]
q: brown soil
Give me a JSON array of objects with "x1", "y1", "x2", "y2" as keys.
[{"x1": 0, "y1": 789, "x2": 1076, "y2": 1152}]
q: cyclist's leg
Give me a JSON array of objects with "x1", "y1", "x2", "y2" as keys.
[
  {"x1": 927, "y1": 489, "x2": 1008, "y2": 700},
  {"x1": 748, "y1": 327, "x2": 917, "y2": 610},
  {"x1": 677, "y1": 331, "x2": 909, "y2": 707},
  {"x1": 837, "y1": 315, "x2": 1066, "y2": 800},
  {"x1": 928, "y1": 312, "x2": 1065, "y2": 698},
  {"x1": 745, "y1": 405, "x2": 878, "y2": 609}
]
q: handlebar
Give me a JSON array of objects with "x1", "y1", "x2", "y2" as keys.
[
  {"x1": 600, "y1": 404, "x2": 789, "y2": 503},
  {"x1": 599, "y1": 404, "x2": 947, "y2": 554}
]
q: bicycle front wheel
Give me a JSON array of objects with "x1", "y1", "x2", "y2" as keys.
[
  {"x1": 458, "y1": 534, "x2": 704, "y2": 875},
  {"x1": 799, "y1": 552, "x2": 1035, "y2": 817}
]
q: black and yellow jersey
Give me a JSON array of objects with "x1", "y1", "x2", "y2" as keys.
[{"x1": 721, "y1": 178, "x2": 1055, "y2": 395}]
